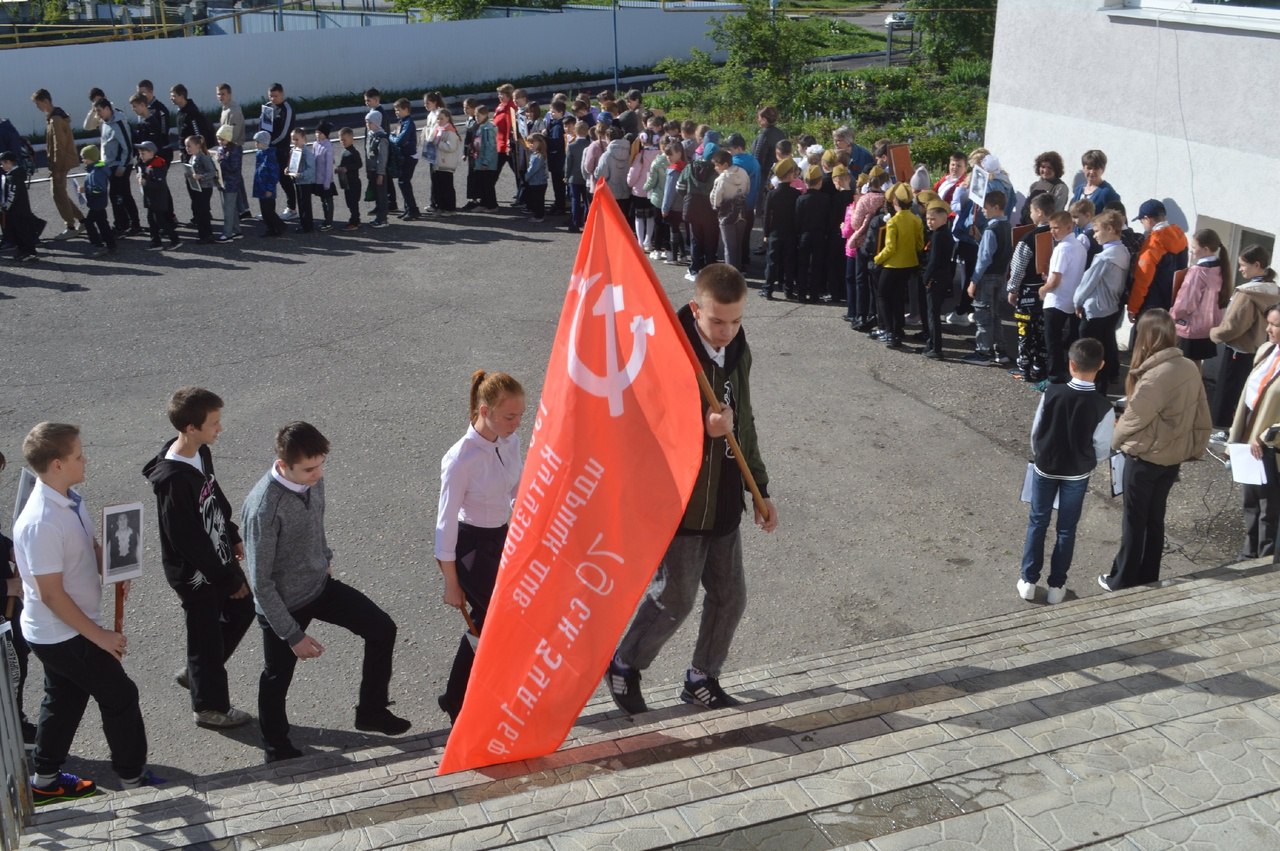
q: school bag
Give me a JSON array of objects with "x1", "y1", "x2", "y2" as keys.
[
  {"x1": 0, "y1": 119, "x2": 36, "y2": 179},
  {"x1": 861, "y1": 212, "x2": 889, "y2": 263}
]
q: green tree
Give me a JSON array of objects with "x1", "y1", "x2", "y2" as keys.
[
  {"x1": 653, "y1": 0, "x2": 828, "y2": 121},
  {"x1": 392, "y1": 0, "x2": 488, "y2": 21},
  {"x1": 906, "y1": 0, "x2": 997, "y2": 73}
]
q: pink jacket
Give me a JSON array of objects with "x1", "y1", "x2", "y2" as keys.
[
  {"x1": 1170, "y1": 262, "x2": 1225, "y2": 340},
  {"x1": 844, "y1": 192, "x2": 885, "y2": 256},
  {"x1": 627, "y1": 146, "x2": 659, "y2": 198}
]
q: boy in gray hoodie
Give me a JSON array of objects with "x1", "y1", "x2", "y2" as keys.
[
  {"x1": 242, "y1": 422, "x2": 409, "y2": 763},
  {"x1": 593, "y1": 125, "x2": 633, "y2": 219}
]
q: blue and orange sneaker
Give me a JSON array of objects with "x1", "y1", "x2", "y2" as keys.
[{"x1": 32, "y1": 772, "x2": 98, "y2": 806}]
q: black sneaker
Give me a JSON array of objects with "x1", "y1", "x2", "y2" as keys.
[
  {"x1": 21, "y1": 720, "x2": 36, "y2": 748},
  {"x1": 174, "y1": 668, "x2": 190, "y2": 690},
  {"x1": 354, "y1": 704, "x2": 412, "y2": 735},
  {"x1": 265, "y1": 743, "x2": 303, "y2": 764},
  {"x1": 680, "y1": 675, "x2": 741, "y2": 709},
  {"x1": 606, "y1": 661, "x2": 648, "y2": 715},
  {"x1": 32, "y1": 772, "x2": 98, "y2": 806}
]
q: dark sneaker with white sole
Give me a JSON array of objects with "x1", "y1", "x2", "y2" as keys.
[
  {"x1": 680, "y1": 676, "x2": 741, "y2": 709},
  {"x1": 607, "y1": 661, "x2": 648, "y2": 714}
]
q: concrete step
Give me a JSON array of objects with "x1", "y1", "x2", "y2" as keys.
[{"x1": 22, "y1": 562, "x2": 1280, "y2": 850}]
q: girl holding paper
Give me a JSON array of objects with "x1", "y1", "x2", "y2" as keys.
[
  {"x1": 1100, "y1": 310, "x2": 1211, "y2": 591},
  {"x1": 1228, "y1": 306, "x2": 1280, "y2": 559},
  {"x1": 433, "y1": 370, "x2": 526, "y2": 724}
]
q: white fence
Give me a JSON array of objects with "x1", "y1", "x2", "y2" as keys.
[{"x1": 0, "y1": 6, "x2": 726, "y2": 137}]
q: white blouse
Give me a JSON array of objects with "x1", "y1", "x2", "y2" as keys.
[{"x1": 433, "y1": 425, "x2": 523, "y2": 561}]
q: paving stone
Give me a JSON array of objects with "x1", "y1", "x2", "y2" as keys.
[
  {"x1": 547, "y1": 808, "x2": 696, "y2": 850},
  {"x1": 861, "y1": 806, "x2": 1052, "y2": 850},
  {"x1": 1117, "y1": 790, "x2": 1280, "y2": 850},
  {"x1": 933, "y1": 754, "x2": 1075, "y2": 813},
  {"x1": 1012, "y1": 704, "x2": 1137, "y2": 753},
  {"x1": 675, "y1": 778, "x2": 818, "y2": 836},
  {"x1": 806, "y1": 783, "x2": 962, "y2": 845},
  {"x1": 907, "y1": 729, "x2": 1035, "y2": 778},
  {"x1": 794, "y1": 754, "x2": 931, "y2": 808},
  {"x1": 1008, "y1": 772, "x2": 1181, "y2": 847},
  {"x1": 1048, "y1": 727, "x2": 1191, "y2": 783},
  {"x1": 671, "y1": 814, "x2": 830, "y2": 850}
]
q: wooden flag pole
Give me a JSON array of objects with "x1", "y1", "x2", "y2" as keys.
[
  {"x1": 694, "y1": 370, "x2": 770, "y2": 522},
  {"x1": 114, "y1": 585, "x2": 125, "y2": 633},
  {"x1": 462, "y1": 607, "x2": 479, "y2": 637}
]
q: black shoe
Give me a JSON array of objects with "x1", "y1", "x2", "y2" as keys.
[
  {"x1": 680, "y1": 675, "x2": 741, "y2": 709},
  {"x1": 784, "y1": 290, "x2": 797, "y2": 301},
  {"x1": 265, "y1": 743, "x2": 303, "y2": 764},
  {"x1": 854, "y1": 320, "x2": 877, "y2": 333},
  {"x1": 21, "y1": 719, "x2": 36, "y2": 747},
  {"x1": 759, "y1": 288, "x2": 773, "y2": 299},
  {"x1": 1097, "y1": 574, "x2": 1120, "y2": 592},
  {"x1": 752, "y1": 245, "x2": 767, "y2": 255},
  {"x1": 908, "y1": 331, "x2": 929, "y2": 342},
  {"x1": 126, "y1": 226, "x2": 144, "y2": 237},
  {"x1": 923, "y1": 349, "x2": 944, "y2": 360},
  {"x1": 871, "y1": 330, "x2": 891, "y2": 342},
  {"x1": 239, "y1": 211, "x2": 254, "y2": 221},
  {"x1": 607, "y1": 661, "x2": 648, "y2": 715},
  {"x1": 354, "y1": 705, "x2": 412, "y2": 735},
  {"x1": 885, "y1": 337, "x2": 904, "y2": 349},
  {"x1": 174, "y1": 668, "x2": 190, "y2": 690},
  {"x1": 437, "y1": 694, "x2": 459, "y2": 725}
]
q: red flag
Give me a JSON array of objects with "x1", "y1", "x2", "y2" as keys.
[{"x1": 438, "y1": 183, "x2": 704, "y2": 774}]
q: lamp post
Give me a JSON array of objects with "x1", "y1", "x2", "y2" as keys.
[{"x1": 613, "y1": 0, "x2": 620, "y2": 96}]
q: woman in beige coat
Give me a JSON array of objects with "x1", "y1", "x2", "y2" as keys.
[
  {"x1": 1100, "y1": 310, "x2": 1211, "y2": 591},
  {"x1": 1229, "y1": 306, "x2": 1280, "y2": 559}
]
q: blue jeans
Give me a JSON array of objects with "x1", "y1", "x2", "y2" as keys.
[{"x1": 1020, "y1": 470, "x2": 1089, "y2": 588}]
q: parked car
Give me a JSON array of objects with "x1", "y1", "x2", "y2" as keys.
[{"x1": 885, "y1": 12, "x2": 913, "y2": 30}]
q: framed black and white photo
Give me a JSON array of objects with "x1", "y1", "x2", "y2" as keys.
[
  {"x1": 102, "y1": 503, "x2": 144, "y2": 584},
  {"x1": 288, "y1": 148, "x2": 302, "y2": 177},
  {"x1": 969, "y1": 165, "x2": 990, "y2": 207}
]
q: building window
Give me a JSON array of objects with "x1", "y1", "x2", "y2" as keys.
[{"x1": 1195, "y1": 216, "x2": 1276, "y2": 287}]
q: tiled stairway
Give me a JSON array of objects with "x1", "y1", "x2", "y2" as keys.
[{"x1": 25, "y1": 561, "x2": 1280, "y2": 850}]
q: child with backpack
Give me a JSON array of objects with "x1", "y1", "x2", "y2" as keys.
[
  {"x1": 251, "y1": 130, "x2": 285, "y2": 237},
  {"x1": 77, "y1": 144, "x2": 116, "y2": 256},
  {"x1": 659, "y1": 141, "x2": 688, "y2": 264}
]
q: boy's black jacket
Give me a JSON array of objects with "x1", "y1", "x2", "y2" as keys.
[{"x1": 142, "y1": 440, "x2": 246, "y2": 594}]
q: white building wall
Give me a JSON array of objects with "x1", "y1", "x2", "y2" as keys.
[
  {"x1": 0, "y1": 8, "x2": 722, "y2": 137},
  {"x1": 985, "y1": 0, "x2": 1280, "y2": 251}
]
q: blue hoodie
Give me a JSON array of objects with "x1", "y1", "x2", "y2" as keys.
[{"x1": 732, "y1": 151, "x2": 761, "y2": 207}]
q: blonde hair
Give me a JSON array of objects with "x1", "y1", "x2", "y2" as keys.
[{"x1": 470, "y1": 370, "x2": 524, "y2": 423}]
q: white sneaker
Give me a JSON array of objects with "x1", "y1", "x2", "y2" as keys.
[
  {"x1": 1017, "y1": 579, "x2": 1036, "y2": 601},
  {"x1": 683, "y1": 271, "x2": 697, "y2": 282},
  {"x1": 52, "y1": 228, "x2": 78, "y2": 240},
  {"x1": 194, "y1": 707, "x2": 253, "y2": 728},
  {"x1": 1046, "y1": 586, "x2": 1067, "y2": 605},
  {"x1": 946, "y1": 311, "x2": 972, "y2": 326},
  {"x1": 280, "y1": 208, "x2": 299, "y2": 221},
  {"x1": 1209, "y1": 430, "x2": 1228, "y2": 445}
]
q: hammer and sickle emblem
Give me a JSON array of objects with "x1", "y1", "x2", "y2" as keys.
[{"x1": 567, "y1": 273, "x2": 655, "y2": 417}]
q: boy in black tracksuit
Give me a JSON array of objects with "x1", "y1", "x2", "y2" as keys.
[
  {"x1": 794, "y1": 169, "x2": 830, "y2": 303},
  {"x1": 336, "y1": 128, "x2": 363, "y2": 229},
  {"x1": 922, "y1": 201, "x2": 956, "y2": 359},
  {"x1": 142, "y1": 388, "x2": 255, "y2": 728},
  {"x1": 134, "y1": 142, "x2": 181, "y2": 249},
  {"x1": 761, "y1": 161, "x2": 800, "y2": 300},
  {"x1": 0, "y1": 152, "x2": 41, "y2": 260}
]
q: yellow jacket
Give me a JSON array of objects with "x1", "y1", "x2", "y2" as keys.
[{"x1": 874, "y1": 209, "x2": 924, "y2": 269}]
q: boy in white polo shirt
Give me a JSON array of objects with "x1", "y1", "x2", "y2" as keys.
[
  {"x1": 13, "y1": 423, "x2": 157, "y2": 806},
  {"x1": 1040, "y1": 211, "x2": 1088, "y2": 384}
]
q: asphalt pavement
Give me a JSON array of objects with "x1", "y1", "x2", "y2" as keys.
[{"x1": 0, "y1": 166, "x2": 1240, "y2": 788}]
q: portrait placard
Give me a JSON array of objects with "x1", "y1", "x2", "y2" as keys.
[
  {"x1": 887, "y1": 143, "x2": 912, "y2": 184},
  {"x1": 102, "y1": 503, "x2": 144, "y2": 585},
  {"x1": 11, "y1": 468, "x2": 36, "y2": 532},
  {"x1": 969, "y1": 166, "x2": 990, "y2": 207}
]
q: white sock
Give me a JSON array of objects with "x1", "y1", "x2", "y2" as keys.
[
  {"x1": 33, "y1": 772, "x2": 57, "y2": 787},
  {"x1": 687, "y1": 667, "x2": 708, "y2": 683},
  {"x1": 612, "y1": 654, "x2": 631, "y2": 672}
]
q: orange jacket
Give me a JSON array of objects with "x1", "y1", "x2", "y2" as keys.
[{"x1": 1128, "y1": 223, "x2": 1188, "y2": 315}]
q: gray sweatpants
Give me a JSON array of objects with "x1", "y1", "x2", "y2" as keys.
[{"x1": 617, "y1": 529, "x2": 747, "y2": 679}]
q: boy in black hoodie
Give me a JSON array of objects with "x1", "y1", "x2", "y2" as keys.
[
  {"x1": 142, "y1": 388, "x2": 255, "y2": 729},
  {"x1": 794, "y1": 167, "x2": 831, "y2": 303},
  {"x1": 0, "y1": 150, "x2": 41, "y2": 261},
  {"x1": 134, "y1": 142, "x2": 181, "y2": 250}
]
